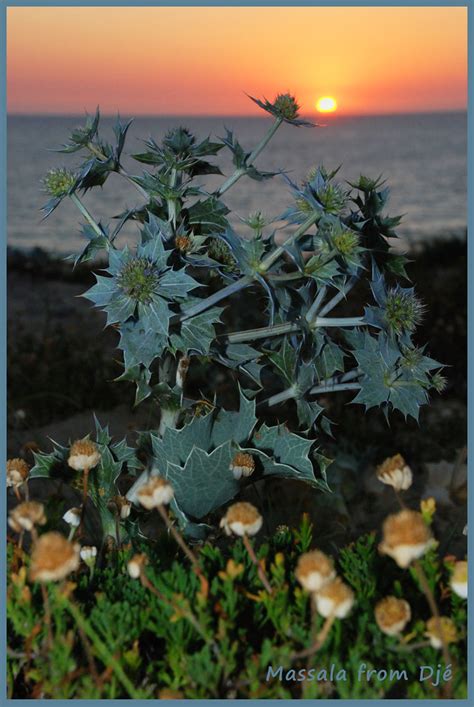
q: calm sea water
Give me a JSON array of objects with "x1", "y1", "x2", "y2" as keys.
[{"x1": 8, "y1": 113, "x2": 466, "y2": 254}]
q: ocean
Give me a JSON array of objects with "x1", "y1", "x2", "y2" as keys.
[{"x1": 7, "y1": 112, "x2": 467, "y2": 255}]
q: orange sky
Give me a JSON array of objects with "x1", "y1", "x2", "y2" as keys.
[{"x1": 7, "y1": 6, "x2": 467, "y2": 116}]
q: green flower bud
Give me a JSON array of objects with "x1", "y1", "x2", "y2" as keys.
[
  {"x1": 43, "y1": 168, "x2": 76, "y2": 198},
  {"x1": 295, "y1": 197, "x2": 315, "y2": 214},
  {"x1": 273, "y1": 93, "x2": 300, "y2": 121},
  {"x1": 245, "y1": 211, "x2": 267, "y2": 232},
  {"x1": 208, "y1": 239, "x2": 236, "y2": 270},
  {"x1": 117, "y1": 258, "x2": 159, "y2": 304},
  {"x1": 316, "y1": 184, "x2": 347, "y2": 214}
]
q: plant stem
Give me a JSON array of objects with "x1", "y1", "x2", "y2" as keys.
[
  {"x1": 40, "y1": 584, "x2": 53, "y2": 651},
  {"x1": 412, "y1": 560, "x2": 452, "y2": 698},
  {"x1": 242, "y1": 534, "x2": 273, "y2": 594},
  {"x1": 305, "y1": 286, "x2": 327, "y2": 322},
  {"x1": 227, "y1": 321, "x2": 299, "y2": 344},
  {"x1": 79, "y1": 467, "x2": 90, "y2": 535},
  {"x1": 69, "y1": 194, "x2": 104, "y2": 238},
  {"x1": 259, "y1": 212, "x2": 320, "y2": 273},
  {"x1": 291, "y1": 614, "x2": 336, "y2": 659},
  {"x1": 217, "y1": 118, "x2": 283, "y2": 197},
  {"x1": 318, "y1": 276, "x2": 358, "y2": 317},
  {"x1": 178, "y1": 276, "x2": 252, "y2": 322},
  {"x1": 262, "y1": 370, "x2": 361, "y2": 408},
  {"x1": 308, "y1": 381, "x2": 361, "y2": 396},
  {"x1": 156, "y1": 504, "x2": 209, "y2": 596}
]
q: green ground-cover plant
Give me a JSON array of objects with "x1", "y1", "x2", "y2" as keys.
[
  {"x1": 31, "y1": 92, "x2": 445, "y2": 540},
  {"x1": 7, "y1": 511, "x2": 467, "y2": 699}
]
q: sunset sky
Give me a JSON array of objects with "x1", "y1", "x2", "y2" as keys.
[{"x1": 7, "y1": 6, "x2": 467, "y2": 116}]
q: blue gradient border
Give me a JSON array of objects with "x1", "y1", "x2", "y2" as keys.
[{"x1": 1, "y1": 1, "x2": 471, "y2": 705}]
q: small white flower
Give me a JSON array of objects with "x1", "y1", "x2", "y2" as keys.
[
  {"x1": 315, "y1": 578, "x2": 355, "y2": 619},
  {"x1": 137, "y1": 476, "x2": 174, "y2": 510},
  {"x1": 80, "y1": 545, "x2": 97, "y2": 565},
  {"x1": 127, "y1": 553, "x2": 147, "y2": 579},
  {"x1": 220, "y1": 502, "x2": 262, "y2": 537},
  {"x1": 63, "y1": 507, "x2": 81, "y2": 527},
  {"x1": 376, "y1": 454, "x2": 412, "y2": 492},
  {"x1": 68, "y1": 439, "x2": 101, "y2": 472},
  {"x1": 295, "y1": 550, "x2": 336, "y2": 592},
  {"x1": 229, "y1": 452, "x2": 255, "y2": 480},
  {"x1": 450, "y1": 560, "x2": 467, "y2": 599}
]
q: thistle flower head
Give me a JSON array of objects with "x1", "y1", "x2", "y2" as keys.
[
  {"x1": 220, "y1": 502, "x2": 263, "y2": 537},
  {"x1": 385, "y1": 288, "x2": 424, "y2": 334},
  {"x1": 333, "y1": 229, "x2": 359, "y2": 256},
  {"x1": 207, "y1": 239, "x2": 236, "y2": 269},
  {"x1": 431, "y1": 372, "x2": 448, "y2": 393},
  {"x1": 62, "y1": 507, "x2": 82, "y2": 528},
  {"x1": 43, "y1": 168, "x2": 76, "y2": 198},
  {"x1": 68, "y1": 439, "x2": 101, "y2": 471},
  {"x1": 425, "y1": 616, "x2": 458, "y2": 649},
  {"x1": 127, "y1": 553, "x2": 148, "y2": 579},
  {"x1": 295, "y1": 550, "x2": 336, "y2": 592},
  {"x1": 229, "y1": 452, "x2": 255, "y2": 480},
  {"x1": 117, "y1": 258, "x2": 160, "y2": 304},
  {"x1": 315, "y1": 577, "x2": 355, "y2": 618},
  {"x1": 295, "y1": 196, "x2": 315, "y2": 214},
  {"x1": 316, "y1": 183, "x2": 348, "y2": 214},
  {"x1": 7, "y1": 458, "x2": 30, "y2": 488},
  {"x1": 374, "y1": 596, "x2": 411, "y2": 636},
  {"x1": 450, "y1": 560, "x2": 467, "y2": 599},
  {"x1": 376, "y1": 454, "x2": 413, "y2": 492},
  {"x1": 245, "y1": 211, "x2": 267, "y2": 232},
  {"x1": 379, "y1": 509, "x2": 434, "y2": 568},
  {"x1": 273, "y1": 93, "x2": 300, "y2": 121},
  {"x1": 175, "y1": 235, "x2": 192, "y2": 253},
  {"x1": 29, "y1": 532, "x2": 80, "y2": 582},
  {"x1": 8, "y1": 502, "x2": 47, "y2": 533},
  {"x1": 137, "y1": 476, "x2": 174, "y2": 510}
]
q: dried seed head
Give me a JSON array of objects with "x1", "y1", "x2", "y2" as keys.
[
  {"x1": 68, "y1": 439, "x2": 101, "y2": 471},
  {"x1": 29, "y1": 532, "x2": 80, "y2": 582},
  {"x1": 315, "y1": 578, "x2": 355, "y2": 619},
  {"x1": 220, "y1": 502, "x2": 263, "y2": 537},
  {"x1": 43, "y1": 168, "x2": 76, "y2": 198},
  {"x1": 374, "y1": 596, "x2": 411, "y2": 636},
  {"x1": 379, "y1": 510, "x2": 434, "y2": 568},
  {"x1": 80, "y1": 545, "x2": 98, "y2": 565},
  {"x1": 7, "y1": 458, "x2": 30, "y2": 488},
  {"x1": 273, "y1": 93, "x2": 300, "y2": 120},
  {"x1": 62, "y1": 507, "x2": 82, "y2": 528},
  {"x1": 425, "y1": 616, "x2": 458, "y2": 649},
  {"x1": 295, "y1": 550, "x2": 336, "y2": 592},
  {"x1": 376, "y1": 454, "x2": 413, "y2": 492},
  {"x1": 450, "y1": 560, "x2": 467, "y2": 599},
  {"x1": 8, "y1": 502, "x2": 47, "y2": 533},
  {"x1": 229, "y1": 452, "x2": 255, "y2": 480},
  {"x1": 127, "y1": 553, "x2": 148, "y2": 579},
  {"x1": 137, "y1": 476, "x2": 174, "y2": 510}
]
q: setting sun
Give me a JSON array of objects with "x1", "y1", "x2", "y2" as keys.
[{"x1": 317, "y1": 96, "x2": 337, "y2": 113}]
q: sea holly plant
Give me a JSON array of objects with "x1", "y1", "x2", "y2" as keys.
[{"x1": 38, "y1": 92, "x2": 445, "y2": 539}]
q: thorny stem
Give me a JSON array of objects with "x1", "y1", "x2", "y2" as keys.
[
  {"x1": 259, "y1": 212, "x2": 321, "y2": 273},
  {"x1": 262, "y1": 370, "x2": 361, "y2": 408},
  {"x1": 226, "y1": 316, "x2": 365, "y2": 345},
  {"x1": 156, "y1": 504, "x2": 209, "y2": 596},
  {"x1": 69, "y1": 194, "x2": 104, "y2": 238},
  {"x1": 242, "y1": 534, "x2": 273, "y2": 595},
  {"x1": 318, "y1": 276, "x2": 359, "y2": 317},
  {"x1": 412, "y1": 560, "x2": 452, "y2": 698},
  {"x1": 167, "y1": 168, "x2": 178, "y2": 228},
  {"x1": 179, "y1": 276, "x2": 252, "y2": 322},
  {"x1": 305, "y1": 285, "x2": 327, "y2": 322},
  {"x1": 217, "y1": 117, "x2": 283, "y2": 197}
]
